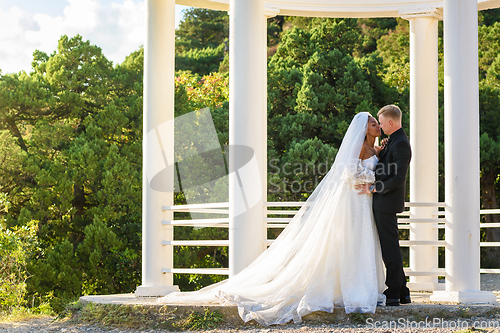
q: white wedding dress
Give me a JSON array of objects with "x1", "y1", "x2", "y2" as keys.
[{"x1": 157, "y1": 112, "x2": 386, "y2": 326}]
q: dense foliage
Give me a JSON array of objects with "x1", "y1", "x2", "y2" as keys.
[
  {"x1": 266, "y1": 18, "x2": 395, "y2": 201},
  {"x1": 1, "y1": 8, "x2": 500, "y2": 313}
]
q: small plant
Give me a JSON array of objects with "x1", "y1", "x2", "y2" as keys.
[
  {"x1": 0, "y1": 221, "x2": 37, "y2": 312},
  {"x1": 412, "y1": 309, "x2": 423, "y2": 321},
  {"x1": 56, "y1": 300, "x2": 84, "y2": 320},
  {"x1": 458, "y1": 307, "x2": 472, "y2": 318},
  {"x1": 350, "y1": 312, "x2": 369, "y2": 324},
  {"x1": 179, "y1": 308, "x2": 224, "y2": 330}
]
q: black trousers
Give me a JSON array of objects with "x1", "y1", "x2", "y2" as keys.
[{"x1": 373, "y1": 211, "x2": 409, "y2": 300}]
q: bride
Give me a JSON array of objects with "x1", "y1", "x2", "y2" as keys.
[{"x1": 158, "y1": 112, "x2": 386, "y2": 326}]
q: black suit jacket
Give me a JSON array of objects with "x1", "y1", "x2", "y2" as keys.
[{"x1": 373, "y1": 127, "x2": 412, "y2": 213}]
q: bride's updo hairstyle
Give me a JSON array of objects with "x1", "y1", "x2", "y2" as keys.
[{"x1": 377, "y1": 104, "x2": 401, "y2": 122}]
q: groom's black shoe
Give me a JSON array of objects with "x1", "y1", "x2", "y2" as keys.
[
  {"x1": 386, "y1": 298, "x2": 400, "y2": 306},
  {"x1": 400, "y1": 295, "x2": 411, "y2": 304}
]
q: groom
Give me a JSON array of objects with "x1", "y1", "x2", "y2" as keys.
[{"x1": 359, "y1": 105, "x2": 412, "y2": 306}]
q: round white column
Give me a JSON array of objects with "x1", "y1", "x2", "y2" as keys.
[
  {"x1": 405, "y1": 13, "x2": 440, "y2": 291},
  {"x1": 228, "y1": 0, "x2": 268, "y2": 276},
  {"x1": 135, "y1": 0, "x2": 179, "y2": 297},
  {"x1": 430, "y1": 0, "x2": 495, "y2": 303}
]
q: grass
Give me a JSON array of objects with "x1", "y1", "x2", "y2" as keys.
[
  {"x1": 350, "y1": 312, "x2": 370, "y2": 324},
  {"x1": 1, "y1": 299, "x2": 228, "y2": 331},
  {"x1": 56, "y1": 301, "x2": 225, "y2": 331},
  {"x1": 175, "y1": 308, "x2": 224, "y2": 330},
  {"x1": 0, "y1": 304, "x2": 54, "y2": 323},
  {"x1": 64, "y1": 302, "x2": 176, "y2": 330}
]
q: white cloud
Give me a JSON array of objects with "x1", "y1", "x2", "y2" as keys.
[
  {"x1": 0, "y1": 0, "x2": 146, "y2": 74},
  {"x1": 64, "y1": 0, "x2": 101, "y2": 32},
  {"x1": 0, "y1": 6, "x2": 42, "y2": 73}
]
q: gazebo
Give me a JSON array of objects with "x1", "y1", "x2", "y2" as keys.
[{"x1": 135, "y1": 0, "x2": 500, "y2": 304}]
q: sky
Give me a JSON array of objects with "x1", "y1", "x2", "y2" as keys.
[{"x1": 0, "y1": 0, "x2": 191, "y2": 74}]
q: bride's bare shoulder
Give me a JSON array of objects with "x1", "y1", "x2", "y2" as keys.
[
  {"x1": 359, "y1": 144, "x2": 377, "y2": 160},
  {"x1": 359, "y1": 145, "x2": 367, "y2": 160}
]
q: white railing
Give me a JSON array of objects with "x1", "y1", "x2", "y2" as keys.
[
  {"x1": 161, "y1": 202, "x2": 500, "y2": 276},
  {"x1": 479, "y1": 208, "x2": 500, "y2": 274},
  {"x1": 161, "y1": 202, "x2": 230, "y2": 275}
]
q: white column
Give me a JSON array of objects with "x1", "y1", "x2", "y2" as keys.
[
  {"x1": 404, "y1": 12, "x2": 440, "y2": 291},
  {"x1": 228, "y1": 0, "x2": 268, "y2": 276},
  {"x1": 430, "y1": 0, "x2": 495, "y2": 303},
  {"x1": 136, "y1": 0, "x2": 179, "y2": 297}
]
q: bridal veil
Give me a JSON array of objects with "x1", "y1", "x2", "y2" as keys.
[{"x1": 157, "y1": 111, "x2": 385, "y2": 325}]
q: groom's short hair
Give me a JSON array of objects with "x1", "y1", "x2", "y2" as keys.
[{"x1": 377, "y1": 105, "x2": 402, "y2": 121}]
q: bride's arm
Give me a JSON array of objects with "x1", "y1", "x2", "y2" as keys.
[
  {"x1": 354, "y1": 164, "x2": 377, "y2": 194},
  {"x1": 343, "y1": 160, "x2": 376, "y2": 185},
  {"x1": 354, "y1": 162, "x2": 376, "y2": 184}
]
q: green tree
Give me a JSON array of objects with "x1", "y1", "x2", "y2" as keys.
[
  {"x1": 479, "y1": 8, "x2": 500, "y2": 26},
  {"x1": 176, "y1": 44, "x2": 225, "y2": 76},
  {"x1": 478, "y1": 22, "x2": 500, "y2": 80},
  {"x1": 268, "y1": 16, "x2": 285, "y2": 48},
  {"x1": 175, "y1": 8, "x2": 228, "y2": 53},
  {"x1": 174, "y1": 8, "x2": 228, "y2": 76},
  {"x1": 478, "y1": 82, "x2": 500, "y2": 267},
  {"x1": 376, "y1": 19, "x2": 409, "y2": 66},
  {"x1": 77, "y1": 217, "x2": 124, "y2": 295},
  {"x1": 357, "y1": 17, "x2": 398, "y2": 54},
  {"x1": 0, "y1": 35, "x2": 144, "y2": 308},
  {"x1": 27, "y1": 238, "x2": 82, "y2": 312},
  {"x1": 267, "y1": 18, "x2": 392, "y2": 200}
]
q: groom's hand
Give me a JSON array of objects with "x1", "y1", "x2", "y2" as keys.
[{"x1": 356, "y1": 183, "x2": 371, "y2": 194}]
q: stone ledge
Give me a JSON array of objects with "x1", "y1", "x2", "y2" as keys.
[{"x1": 79, "y1": 293, "x2": 500, "y2": 326}]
